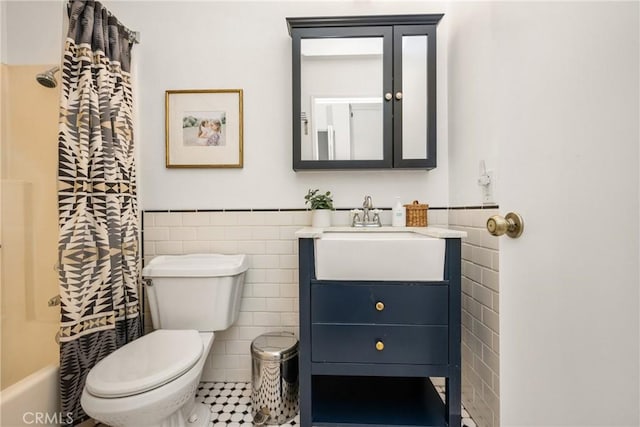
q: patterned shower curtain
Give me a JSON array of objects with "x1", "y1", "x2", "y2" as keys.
[{"x1": 57, "y1": 1, "x2": 141, "y2": 425}]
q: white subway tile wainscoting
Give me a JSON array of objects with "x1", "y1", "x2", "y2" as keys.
[
  {"x1": 449, "y1": 207, "x2": 500, "y2": 427},
  {"x1": 143, "y1": 210, "x2": 317, "y2": 383},
  {"x1": 142, "y1": 207, "x2": 488, "y2": 426},
  {"x1": 142, "y1": 209, "x2": 449, "y2": 381}
]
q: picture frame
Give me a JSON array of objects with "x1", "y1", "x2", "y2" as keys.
[{"x1": 165, "y1": 89, "x2": 243, "y2": 168}]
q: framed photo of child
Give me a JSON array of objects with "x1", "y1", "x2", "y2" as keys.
[{"x1": 165, "y1": 89, "x2": 243, "y2": 168}]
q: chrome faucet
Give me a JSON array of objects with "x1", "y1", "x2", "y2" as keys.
[
  {"x1": 362, "y1": 195, "x2": 373, "y2": 222},
  {"x1": 352, "y1": 195, "x2": 381, "y2": 227}
]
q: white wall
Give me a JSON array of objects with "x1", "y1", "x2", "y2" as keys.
[
  {"x1": 1, "y1": 1, "x2": 6, "y2": 64},
  {"x1": 104, "y1": 1, "x2": 450, "y2": 211},
  {"x1": 447, "y1": 11, "x2": 503, "y2": 423},
  {"x1": 3, "y1": 1, "x2": 451, "y2": 210},
  {"x1": 447, "y1": 4, "x2": 498, "y2": 207},
  {"x1": 1, "y1": 1, "x2": 5, "y2": 178},
  {"x1": 3, "y1": 1, "x2": 63, "y2": 65}
]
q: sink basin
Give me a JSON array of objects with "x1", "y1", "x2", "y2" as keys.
[{"x1": 314, "y1": 231, "x2": 445, "y2": 281}]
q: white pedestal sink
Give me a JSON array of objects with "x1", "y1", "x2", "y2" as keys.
[{"x1": 314, "y1": 230, "x2": 446, "y2": 281}]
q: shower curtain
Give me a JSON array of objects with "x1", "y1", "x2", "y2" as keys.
[{"x1": 57, "y1": 1, "x2": 141, "y2": 424}]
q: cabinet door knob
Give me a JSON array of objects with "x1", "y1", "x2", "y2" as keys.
[
  {"x1": 375, "y1": 341, "x2": 385, "y2": 351},
  {"x1": 384, "y1": 92, "x2": 393, "y2": 101},
  {"x1": 375, "y1": 301, "x2": 385, "y2": 311},
  {"x1": 395, "y1": 91, "x2": 403, "y2": 100}
]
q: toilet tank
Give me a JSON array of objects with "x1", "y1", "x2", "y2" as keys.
[{"x1": 141, "y1": 254, "x2": 248, "y2": 331}]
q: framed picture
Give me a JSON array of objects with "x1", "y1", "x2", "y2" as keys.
[{"x1": 165, "y1": 89, "x2": 243, "y2": 168}]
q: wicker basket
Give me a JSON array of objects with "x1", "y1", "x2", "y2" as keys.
[{"x1": 404, "y1": 200, "x2": 428, "y2": 227}]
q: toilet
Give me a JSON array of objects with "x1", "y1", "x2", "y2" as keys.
[{"x1": 81, "y1": 253, "x2": 248, "y2": 427}]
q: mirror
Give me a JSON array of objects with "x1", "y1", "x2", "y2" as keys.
[
  {"x1": 288, "y1": 15, "x2": 442, "y2": 170},
  {"x1": 401, "y1": 35, "x2": 428, "y2": 160},
  {"x1": 309, "y1": 96, "x2": 383, "y2": 161},
  {"x1": 300, "y1": 37, "x2": 384, "y2": 161}
]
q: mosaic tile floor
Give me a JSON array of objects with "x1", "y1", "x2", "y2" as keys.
[{"x1": 196, "y1": 382, "x2": 478, "y2": 427}]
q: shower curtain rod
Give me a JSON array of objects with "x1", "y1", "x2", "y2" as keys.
[{"x1": 67, "y1": 1, "x2": 140, "y2": 44}]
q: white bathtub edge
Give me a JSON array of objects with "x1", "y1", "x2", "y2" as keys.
[{"x1": 1, "y1": 365, "x2": 61, "y2": 427}]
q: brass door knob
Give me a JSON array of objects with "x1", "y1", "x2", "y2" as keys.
[
  {"x1": 375, "y1": 301, "x2": 385, "y2": 311},
  {"x1": 487, "y1": 212, "x2": 524, "y2": 238},
  {"x1": 375, "y1": 341, "x2": 385, "y2": 351}
]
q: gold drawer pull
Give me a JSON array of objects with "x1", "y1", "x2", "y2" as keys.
[
  {"x1": 375, "y1": 341, "x2": 384, "y2": 351},
  {"x1": 375, "y1": 301, "x2": 385, "y2": 311}
]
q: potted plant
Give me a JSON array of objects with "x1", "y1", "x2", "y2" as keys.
[{"x1": 304, "y1": 188, "x2": 334, "y2": 228}]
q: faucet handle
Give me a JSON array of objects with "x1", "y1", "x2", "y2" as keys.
[
  {"x1": 371, "y1": 209, "x2": 382, "y2": 225},
  {"x1": 351, "y1": 209, "x2": 363, "y2": 226}
]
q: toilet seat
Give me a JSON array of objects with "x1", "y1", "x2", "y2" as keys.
[{"x1": 85, "y1": 329, "x2": 203, "y2": 398}]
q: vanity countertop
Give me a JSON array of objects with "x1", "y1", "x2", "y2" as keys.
[{"x1": 295, "y1": 226, "x2": 467, "y2": 239}]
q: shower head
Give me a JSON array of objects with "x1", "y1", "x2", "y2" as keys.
[{"x1": 36, "y1": 66, "x2": 59, "y2": 88}]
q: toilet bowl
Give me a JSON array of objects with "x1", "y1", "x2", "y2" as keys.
[
  {"x1": 80, "y1": 254, "x2": 248, "y2": 427},
  {"x1": 81, "y1": 331, "x2": 213, "y2": 427}
]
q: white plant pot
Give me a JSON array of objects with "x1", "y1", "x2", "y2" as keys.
[{"x1": 311, "y1": 209, "x2": 332, "y2": 228}]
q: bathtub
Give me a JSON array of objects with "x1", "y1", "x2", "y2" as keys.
[{"x1": 1, "y1": 365, "x2": 63, "y2": 426}]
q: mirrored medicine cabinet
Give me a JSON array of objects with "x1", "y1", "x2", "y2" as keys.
[{"x1": 287, "y1": 14, "x2": 443, "y2": 171}]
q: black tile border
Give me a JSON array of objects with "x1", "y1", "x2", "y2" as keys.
[
  {"x1": 449, "y1": 205, "x2": 499, "y2": 210},
  {"x1": 141, "y1": 205, "x2": 497, "y2": 214},
  {"x1": 144, "y1": 208, "x2": 308, "y2": 213}
]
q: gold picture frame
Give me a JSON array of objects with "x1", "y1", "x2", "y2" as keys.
[{"x1": 165, "y1": 89, "x2": 243, "y2": 168}]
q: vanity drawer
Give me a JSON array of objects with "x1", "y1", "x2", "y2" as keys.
[
  {"x1": 311, "y1": 283, "x2": 448, "y2": 325},
  {"x1": 312, "y1": 324, "x2": 448, "y2": 365}
]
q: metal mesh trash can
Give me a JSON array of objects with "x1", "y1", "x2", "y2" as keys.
[{"x1": 251, "y1": 332, "x2": 299, "y2": 425}]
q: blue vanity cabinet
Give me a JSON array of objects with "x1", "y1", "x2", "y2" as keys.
[{"x1": 297, "y1": 237, "x2": 462, "y2": 427}]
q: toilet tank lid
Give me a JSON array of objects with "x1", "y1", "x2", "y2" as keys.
[{"x1": 142, "y1": 254, "x2": 248, "y2": 277}]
